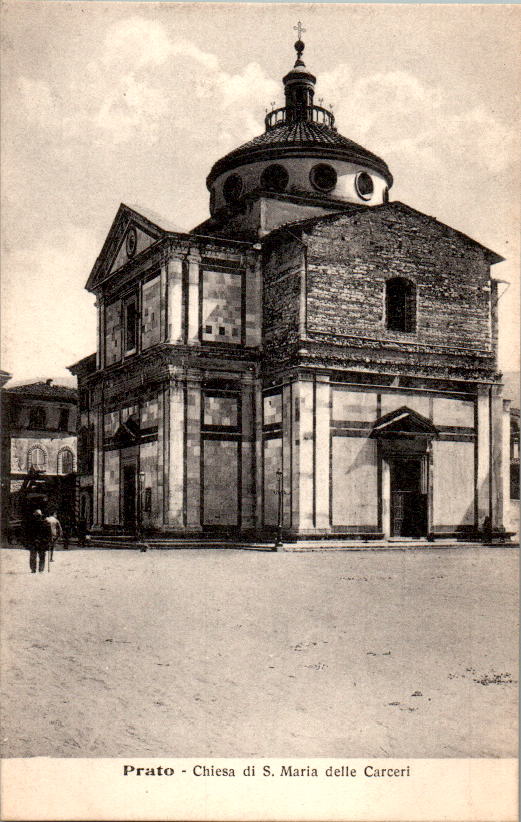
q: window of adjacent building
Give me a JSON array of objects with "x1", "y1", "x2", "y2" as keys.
[
  {"x1": 124, "y1": 298, "x2": 138, "y2": 353},
  {"x1": 28, "y1": 446, "x2": 46, "y2": 471},
  {"x1": 58, "y1": 408, "x2": 69, "y2": 431},
  {"x1": 58, "y1": 448, "x2": 74, "y2": 475},
  {"x1": 29, "y1": 405, "x2": 46, "y2": 429},
  {"x1": 385, "y1": 277, "x2": 416, "y2": 333}
]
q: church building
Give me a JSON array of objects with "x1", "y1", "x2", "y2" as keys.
[{"x1": 70, "y1": 36, "x2": 509, "y2": 541}]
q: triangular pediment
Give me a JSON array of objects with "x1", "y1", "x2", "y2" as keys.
[
  {"x1": 370, "y1": 406, "x2": 438, "y2": 439},
  {"x1": 86, "y1": 204, "x2": 168, "y2": 292},
  {"x1": 108, "y1": 224, "x2": 160, "y2": 276},
  {"x1": 113, "y1": 417, "x2": 140, "y2": 446}
]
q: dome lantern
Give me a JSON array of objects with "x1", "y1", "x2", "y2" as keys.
[
  {"x1": 265, "y1": 30, "x2": 335, "y2": 131},
  {"x1": 282, "y1": 35, "x2": 317, "y2": 126},
  {"x1": 201, "y1": 28, "x2": 394, "y2": 233}
]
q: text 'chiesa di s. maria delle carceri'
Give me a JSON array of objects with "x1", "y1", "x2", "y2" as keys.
[{"x1": 70, "y1": 34, "x2": 511, "y2": 544}]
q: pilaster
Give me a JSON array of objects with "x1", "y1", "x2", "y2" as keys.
[
  {"x1": 294, "y1": 377, "x2": 314, "y2": 531},
  {"x1": 282, "y1": 382, "x2": 292, "y2": 528},
  {"x1": 166, "y1": 258, "x2": 184, "y2": 343},
  {"x1": 476, "y1": 386, "x2": 490, "y2": 528},
  {"x1": 291, "y1": 382, "x2": 300, "y2": 528},
  {"x1": 244, "y1": 252, "x2": 262, "y2": 348},
  {"x1": 490, "y1": 383, "x2": 504, "y2": 529},
  {"x1": 241, "y1": 378, "x2": 255, "y2": 530},
  {"x1": 155, "y1": 388, "x2": 165, "y2": 525},
  {"x1": 381, "y1": 457, "x2": 391, "y2": 537},
  {"x1": 315, "y1": 377, "x2": 330, "y2": 529},
  {"x1": 187, "y1": 251, "x2": 201, "y2": 345},
  {"x1": 159, "y1": 261, "x2": 167, "y2": 341},
  {"x1": 254, "y1": 381, "x2": 263, "y2": 530},
  {"x1": 96, "y1": 299, "x2": 105, "y2": 370},
  {"x1": 502, "y1": 399, "x2": 512, "y2": 531},
  {"x1": 93, "y1": 406, "x2": 104, "y2": 527},
  {"x1": 166, "y1": 377, "x2": 185, "y2": 526},
  {"x1": 185, "y1": 376, "x2": 202, "y2": 529}
]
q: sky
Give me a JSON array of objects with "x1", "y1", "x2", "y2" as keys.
[{"x1": 1, "y1": 2, "x2": 520, "y2": 387}]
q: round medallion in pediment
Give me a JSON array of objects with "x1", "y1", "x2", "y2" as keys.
[{"x1": 126, "y1": 227, "x2": 137, "y2": 258}]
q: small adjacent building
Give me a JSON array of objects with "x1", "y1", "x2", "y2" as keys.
[
  {"x1": 69, "y1": 38, "x2": 510, "y2": 542},
  {"x1": 1, "y1": 380, "x2": 77, "y2": 530}
]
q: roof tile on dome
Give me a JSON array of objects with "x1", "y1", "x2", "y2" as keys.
[{"x1": 207, "y1": 121, "x2": 392, "y2": 187}]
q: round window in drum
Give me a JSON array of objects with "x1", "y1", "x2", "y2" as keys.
[
  {"x1": 222, "y1": 174, "x2": 243, "y2": 203},
  {"x1": 309, "y1": 164, "x2": 337, "y2": 193},
  {"x1": 355, "y1": 171, "x2": 374, "y2": 200},
  {"x1": 260, "y1": 164, "x2": 289, "y2": 192}
]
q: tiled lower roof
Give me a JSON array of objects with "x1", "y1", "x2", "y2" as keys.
[{"x1": 4, "y1": 382, "x2": 77, "y2": 402}]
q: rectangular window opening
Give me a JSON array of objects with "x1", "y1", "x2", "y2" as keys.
[
  {"x1": 58, "y1": 408, "x2": 69, "y2": 431},
  {"x1": 125, "y1": 299, "x2": 138, "y2": 353}
]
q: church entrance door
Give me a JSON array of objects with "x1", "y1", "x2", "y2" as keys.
[
  {"x1": 122, "y1": 464, "x2": 137, "y2": 532},
  {"x1": 390, "y1": 457, "x2": 427, "y2": 537}
]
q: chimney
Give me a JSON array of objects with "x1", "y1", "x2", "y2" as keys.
[{"x1": 46, "y1": 379, "x2": 53, "y2": 386}]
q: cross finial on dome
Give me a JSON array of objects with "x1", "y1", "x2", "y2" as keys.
[
  {"x1": 293, "y1": 21, "x2": 305, "y2": 40},
  {"x1": 293, "y1": 21, "x2": 306, "y2": 62}
]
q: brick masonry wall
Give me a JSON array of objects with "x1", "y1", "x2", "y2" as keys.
[
  {"x1": 262, "y1": 237, "x2": 303, "y2": 363},
  {"x1": 305, "y1": 205, "x2": 493, "y2": 354}
]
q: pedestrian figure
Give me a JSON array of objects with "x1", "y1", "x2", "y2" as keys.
[
  {"x1": 62, "y1": 517, "x2": 72, "y2": 550},
  {"x1": 26, "y1": 509, "x2": 51, "y2": 574},
  {"x1": 45, "y1": 510, "x2": 63, "y2": 562}
]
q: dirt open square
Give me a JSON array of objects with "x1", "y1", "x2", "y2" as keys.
[{"x1": 1, "y1": 544, "x2": 518, "y2": 759}]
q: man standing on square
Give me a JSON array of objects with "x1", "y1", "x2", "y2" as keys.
[{"x1": 26, "y1": 510, "x2": 51, "y2": 573}]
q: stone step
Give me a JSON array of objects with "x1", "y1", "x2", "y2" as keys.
[{"x1": 82, "y1": 536, "x2": 517, "y2": 551}]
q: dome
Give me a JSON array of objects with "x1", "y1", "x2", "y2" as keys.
[
  {"x1": 205, "y1": 38, "x2": 393, "y2": 218},
  {"x1": 206, "y1": 121, "x2": 393, "y2": 188}
]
